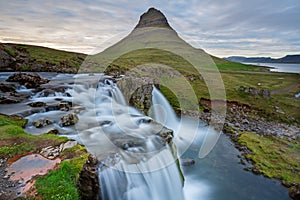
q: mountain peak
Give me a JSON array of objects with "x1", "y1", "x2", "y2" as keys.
[{"x1": 135, "y1": 7, "x2": 172, "y2": 29}]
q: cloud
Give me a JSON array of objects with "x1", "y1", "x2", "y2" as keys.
[{"x1": 0, "y1": 0, "x2": 299, "y2": 57}]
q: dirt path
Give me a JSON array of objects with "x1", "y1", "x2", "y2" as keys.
[{"x1": 271, "y1": 84, "x2": 300, "y2": 95}]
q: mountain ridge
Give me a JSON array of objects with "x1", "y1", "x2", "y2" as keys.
[{"x1": 225, "y1": 55, "x2": 300, "y2": 64}]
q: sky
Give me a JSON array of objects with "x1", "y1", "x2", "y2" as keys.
[{"x1": 0, "y1": 0, "x2": 299, "y2": 58}]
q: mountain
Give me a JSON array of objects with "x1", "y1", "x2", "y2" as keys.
[
  {"x1": 225, "y1": 55, "x2": 300, "y2": 64},
  {"x1": 83, "y1": 7, "x2": 263, "y2": 74}
]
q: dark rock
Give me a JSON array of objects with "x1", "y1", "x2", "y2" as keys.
[
  {"x1": 61, "y1": 113, "x2": 79, "y2": 126},
  {"x1": 58, "y1": 101, "x2": 71, "y2": 111},
  {"x1": 33, "y1": 118, "x2": 52, "y2": 128},
  {"x1": 28, "y1": 101, "x2": 46, "y2": 107},
  {"x1": 0, "y1": 91, "x2": 30, "y2": 104},
  {"x1": 78, "y1": 155, "x2": 101, "y2": 200},
  {"x1": 6, "y1": 72, "x2": 49, "y2": 88},
  {"x1": 0, "y1": 83, "x2": 16, "y2": 93},
  {"x1": 135, "y1": 7, "x2": 172, "y2": 29},
  {"x1": 180, "y1": 158, "x2": 195, "y2": 166},
  {"x1": 0, "y1": 49, "x2": 15, "y2": 68},
  {"x1": 289, "y1": 185, "x2": 300, "y2": 200}
]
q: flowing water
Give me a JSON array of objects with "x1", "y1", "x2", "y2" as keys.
[{"x1": 0, "y1": 72, "x2": 290, "y2": 200}]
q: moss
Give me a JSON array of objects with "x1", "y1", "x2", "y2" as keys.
[
  {"x1": 35, "y1": 147, "x2": 89, "y2": 200},
  {"x1": 238, "y1": 132, "x2": 300, "y2": 185}
]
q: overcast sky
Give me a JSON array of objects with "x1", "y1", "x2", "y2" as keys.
[{"x1": 0, "y1": 0, "x2": 299, "y2": 57}]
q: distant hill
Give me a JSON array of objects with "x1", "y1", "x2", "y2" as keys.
[{"x1": 225, "y1": 55, "x2": 300, "y2": 64}]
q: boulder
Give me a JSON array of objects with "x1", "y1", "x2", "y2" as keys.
[
  {"x1": 0, "y1": 83, "x2": 16, "y2": 93},
  {"x1": 59, "y1": 140, "x2": 78, "y2": 152},
  {"x1": 0, "y1": 49, "x2": 15, "y2": 68},
  {"x1": 78, "y1": 155, "x2": 101, "y2": 200},
  {"x1": 289, "y1": 185, "x2": 300, "y2": 200},
  {"x1": 28, "y1": 101, "x2": 46, "y2": 107},
  {"x1": 33, "y1": 118, "x2": 52, "y2": 128},
  {"x1": 61, "y1": 113, "x2": 79, "y2": 126},
  {"x1": 6, "y1": 72, "x2": 49, "y2": 88}
]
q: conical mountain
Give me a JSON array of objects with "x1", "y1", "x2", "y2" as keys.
[
  {"x1": 81, "y1": 8, "x2": 226, "y2": 158},
  {"x1": 83, "y1": 7, "x2": 215, "y2": 74},
  {"x1": 134, "y1": 7, "x2": 173, "y2": 29}
]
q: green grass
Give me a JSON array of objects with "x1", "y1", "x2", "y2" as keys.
[
  {"x1": 4, "y1": 46, "x2": 18, "y2": 57},
  {"x1": 18, "y1": 44, "x2": 85, "y2": 69},
  {"x1": 0, "y1": 114, "x2": 68, "y2": 158},
  {"x1": 238, "y1": 132, "x2": 300, "y2": 185},
  {"x1": 35, "y1": 147, "x2": 89, "y2": 200},
  {"x1": 103, "y1": 48, "x2": 300, "y2": 122}
]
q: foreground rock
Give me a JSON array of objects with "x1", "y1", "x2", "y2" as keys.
[
  {"x1": 78, "y1": 155, "x2": 100, "y2": 200},
  {"x1": 6, "y1": 72, "x2": 49, "y2": 88}
]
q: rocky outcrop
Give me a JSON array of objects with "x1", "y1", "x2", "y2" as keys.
[
  {"x1": 135, "y1": 7, "x2": 173, "y2": 29},
  {"x1": 78, "y1": 155, "x2": 101, "y2": 200},
  {"x1": 0, "y1": 49, "x2": 15, "y2": 70},
  {"x1": 6, "y1": 72, "x2": 49, "y2": 88},
  {"x1": 238, "y1": 86, "x2": 270, "y2": 99},
  {"x1": 0, "y1": 82, "x2": 30, "y2": 104},
  {"x1": 289, "y1": 185, "x2": 300, "y2": 200},
  {"x1": 199, "y1": 99, "x2": 300, "y2": 138},
  {"x1": 117, "y1": 76, "x2": 159, "y2": 114}
]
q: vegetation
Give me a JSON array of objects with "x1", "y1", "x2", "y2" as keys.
[
  {"x1": 35, "y1": 145, "x2": 89, "y2": 200},
  {"x1": 17, "y1": 44, "x2": 86, "y2": 69},
  {"x1": 0, "y1": 114, "x2": 68, "y2": 158},
  {"x1": 238, "y1": 131, "x2": 300, "y2": 185},
  {"x1": 0, "y1": 114, "x2": 89, "y2": 199},
  {"x1": 105, "y1": 48, "x2": 300, "y2": 122}
]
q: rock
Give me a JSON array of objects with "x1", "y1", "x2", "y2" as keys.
[
  {"x1": 40, "y1": 146, "x2": 60, "y2": 159},
  {"x1": 59, "y1": 140, "x2": 78, "y2": 152},
  {"x1": 58, "y1": 101, "x2": 71, "y2": 111},
  {"x1": 289, "y1": 185, "x2": 300, "y2": 200},
  {"x1": 33, "y1": 118, "x2": 52, "y2": 128},
  {"x1": 135, "y1": 7, "x2": 172, "y2": 29},
  {"x1": 0, "y1": 83, "x2": 16, "y2": 93},
  {"x1": 61, "y1": 113, "x2": 79, "y2": 126},
  {"x1": 28, "y1": 101, "x2": 46, "y2": 107},
  {"x1": 0, "y1": 49, "x2": 15, "y2": 68},
  {"x1": 180, "y1": 158, "x2": 195, "y2": 166},
  {"x1": 6, "y1": 72, "x2": 49, "y2": 88},
  {"x1": 78, "y1": 155, "x2": 101, "y2": 200}
]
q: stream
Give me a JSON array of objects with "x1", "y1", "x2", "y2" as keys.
[{"x1": 0, "y1": 72, "x2": 290, "y2": 199}]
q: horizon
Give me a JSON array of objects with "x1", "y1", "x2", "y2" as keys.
[{"x1": 0, "y1": 1, "x2": 299, "y2": 58}]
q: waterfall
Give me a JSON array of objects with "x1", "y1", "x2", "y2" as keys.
[
  {"x1": 150, "y1": 86, "x2": 179, "y2": 132},
  {"x1": 18, "y1": 73, "x2": 185, "y2": 200},
  {"x1": 71, "y1": 79, "x2": 185, "y2": 200},
  {"x1": 99, "y1": 148, "x2": 184, "y2": 200}
]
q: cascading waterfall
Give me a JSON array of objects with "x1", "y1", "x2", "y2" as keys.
[
  {"x1": 150, "y1": 86, "x2": 178, "y2": 132},
  {"x1": 6, "y1": 72, "x2": 186, "y2": 200},
  {"x1": 70, "y1": 77, "x2": 185, "y2": 200}
]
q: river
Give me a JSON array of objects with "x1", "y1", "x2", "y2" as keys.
[{"x1": 243, "y1": 62, "x2": 300, "y2": 74}]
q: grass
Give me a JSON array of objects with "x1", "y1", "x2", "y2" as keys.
[
  {"x1": 18, "y1": 44, "x2": 86, "y2": 69},
  {"x1": 0, "y1": 114, "x2": 89, "y2": 199},
  {"x1": 238, "y1": 131, "x2": 300, "y2": 185},
  {"x1": 35, "y1": 146, "x2": 89, "y2": 200},
  {"x1": 102, "y1": 48, "x2": 300, "y2": 122},
  {"x1": 0, "y1": 114, "x2": 68, "y2": 158}
]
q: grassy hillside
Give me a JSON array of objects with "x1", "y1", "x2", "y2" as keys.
[
  {"x1": 100, "y1": 47, "x2": 300, "y2": 122},
  {"x1": 0, "y1": 43, "x2": 86, "y2": 72}
]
